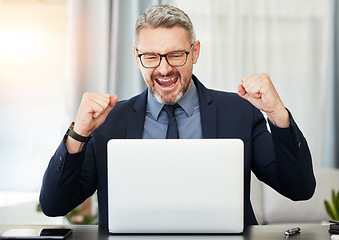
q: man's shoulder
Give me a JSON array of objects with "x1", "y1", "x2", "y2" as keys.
[
  {"x1": 193, "y1": 75, "x2": 250, "y2": 107},
  {"x1": 200, "y1": 85, "x2": 252, "y2": 108},
  {"x1": 96, "y1": 90, "x2": 147, "y2": 136},
  {"x1": 113, "y1": 89, "x2": 147, "y2": 112}
]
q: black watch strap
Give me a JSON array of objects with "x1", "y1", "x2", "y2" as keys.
[{"x1": 66, "y1": 122, "x2": 92, "y2": 143}]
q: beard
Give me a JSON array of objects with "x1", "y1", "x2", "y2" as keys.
[
  {"x1": 152, "y1": 90, "x2": 184, "y2": 105},
  {"x1": 146, "y1": 70, "x2": 191, "y2": 105}
]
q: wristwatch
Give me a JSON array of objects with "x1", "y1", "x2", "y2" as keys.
[{"x1": 65, "y1": 122, "x2": 92, "y2": 143}]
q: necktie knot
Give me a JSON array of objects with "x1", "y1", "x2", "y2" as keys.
[
  {"x1": 163, "y1": 104, "x2": 179, "y2": 139},
  {"x1": 163, "y1": 104, "x2": 177, "y2": 118}
]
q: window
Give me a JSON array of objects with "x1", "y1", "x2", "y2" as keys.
[{"x1": 0, "y1": 0, "x2": 68, "y2": 204}]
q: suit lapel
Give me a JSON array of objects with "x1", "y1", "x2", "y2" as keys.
[
  {"x1": 193, "y1": 75, "x2": 218, "y2": 138},
  {"x1": 126, "y1": 90, "x2": 147, "y2": 139}
]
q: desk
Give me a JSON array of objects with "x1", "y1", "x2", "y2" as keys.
[{"x1": 0, "y1": 225, "x2": 331, "y2": 240}]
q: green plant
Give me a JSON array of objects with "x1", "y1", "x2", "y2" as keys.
[{"x1": 324, "y1": 189, "x2": 339, "y2": 220}]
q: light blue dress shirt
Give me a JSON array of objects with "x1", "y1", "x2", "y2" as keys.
[{"x1": 142, "y1": 79, "x2": 203, "y2": 139}]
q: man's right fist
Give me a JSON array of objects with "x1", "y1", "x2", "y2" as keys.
[
  {"x1": 66, "y1": 93, "x2": 118, "y2": 154},
  {"x1": 73, "y1": 93, "x2": 118, "y2": 137}
]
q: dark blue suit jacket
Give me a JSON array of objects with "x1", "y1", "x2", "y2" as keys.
[{"x1": 40, "y1": 75, "x2": 316, "y2": 226}]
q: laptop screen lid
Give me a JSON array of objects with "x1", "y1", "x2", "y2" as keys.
[{"x1": 107, "y1": 139, "x2": 244, "y2": 234}]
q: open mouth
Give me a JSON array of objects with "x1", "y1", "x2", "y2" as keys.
[{"x1": 155, "y1": 77, "x2": 178, "y2": 88}]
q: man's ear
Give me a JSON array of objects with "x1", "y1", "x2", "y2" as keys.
[
  {"x1": 192, "y1": 40, "x2": 200, "y2": 64},
  {"x1": 132, "y1": 46, "x2": 141, "y2": 69}
]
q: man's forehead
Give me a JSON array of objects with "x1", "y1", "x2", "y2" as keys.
[{"x1": 135, "y1": 26, "x2": 191, "y2": 52}]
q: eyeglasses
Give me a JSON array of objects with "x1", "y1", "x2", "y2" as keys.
[{"x1": 137, "y1": 45, "x2": 194, "y2": 69}]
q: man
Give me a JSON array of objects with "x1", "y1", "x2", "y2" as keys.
[{"x1": 40, "y1": 4, "x2": 316, "y2": 226}]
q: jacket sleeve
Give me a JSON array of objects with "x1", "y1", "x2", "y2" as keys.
[
  {"x1": 251, "y1": 109, "x2": 316, "y2": 201},
  {"x1": 39, "y1": 139, "x2": 97, "y2": 217}
]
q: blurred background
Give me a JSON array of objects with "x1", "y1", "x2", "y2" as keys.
[{"x1": 0, "y1": 0, "x2": 338, "y2": 225}]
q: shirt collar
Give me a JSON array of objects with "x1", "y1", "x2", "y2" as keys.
[{"x1": 147, "y1": 79, "x2": 199, "y2": 120}]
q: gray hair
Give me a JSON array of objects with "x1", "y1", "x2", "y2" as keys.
[{"x1": 134, "y1": 4, "x2": 196, "y2": 46}]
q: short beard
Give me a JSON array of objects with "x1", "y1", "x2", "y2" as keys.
[
  {"x1": 150, "y1": 77, "x2": 191, "y2": 105},
  {"x1": 152, "y1": 89, "x2": 184, "y2": 105}
]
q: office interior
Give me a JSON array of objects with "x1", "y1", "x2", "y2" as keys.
[{"x1": 0, "y1": 0, "x2": 338, "y2": 226}]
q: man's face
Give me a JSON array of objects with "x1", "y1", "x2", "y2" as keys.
[{"x1": 133, "y1": 27, "x2": 200, "y2": 104}]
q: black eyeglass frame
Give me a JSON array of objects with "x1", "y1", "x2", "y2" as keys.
[{"x1": 136, "y1": 44, "x2": 194, "y2": 69}]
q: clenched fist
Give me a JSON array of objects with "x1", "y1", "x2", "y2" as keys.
[
  {"x1": 66, "y1": 93, "x2": 118, "y2": 153},
  {"x1": 237, "y1": 73, "x2": 289, "y2": 128}
]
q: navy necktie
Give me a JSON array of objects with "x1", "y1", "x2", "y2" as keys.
[{"x1": 163, "y1": 104, "x2": 179, "y2": 139}]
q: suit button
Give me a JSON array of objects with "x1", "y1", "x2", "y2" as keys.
[
  {"x1": 295, "y1": 138, "x2": 301, "y2": 148},
  {"x1": 58, "y1": 156, "x2": 64, "y2": 163},
  {"x1": 57, "y1": 156, "x2": 64, "y2": 172}
]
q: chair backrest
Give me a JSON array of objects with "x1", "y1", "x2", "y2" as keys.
[{"x1": 251, "y1": 168, "x2": 339, "y2": 224}]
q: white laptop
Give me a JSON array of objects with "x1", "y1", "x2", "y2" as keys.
[{"x1": 107, "y1": 139, "x2": 244, "y2": 234}]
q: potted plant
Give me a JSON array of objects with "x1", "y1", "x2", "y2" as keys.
[{"x1": 324, "y1": 189, "x2": 339, "y2": 221}]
